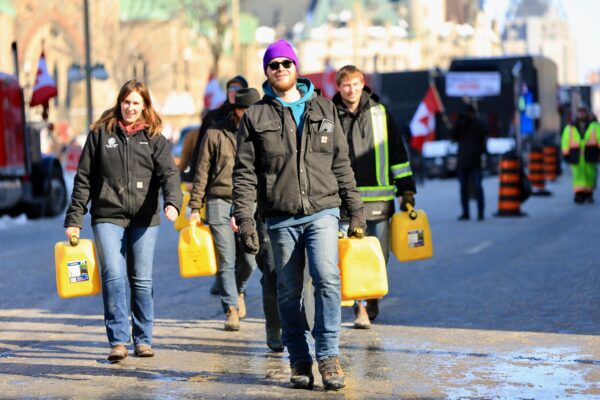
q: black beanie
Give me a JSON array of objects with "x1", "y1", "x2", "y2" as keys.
[{"x1": 226, "y1": 75, "x2": 248, "y2": 89}]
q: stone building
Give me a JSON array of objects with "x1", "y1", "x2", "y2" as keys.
[
  {"x1": 502, "y1": 0, "x2": 577, "y2": 84},
  {"x1": 295, "y1": 0, "x2": 502, "y2": 75},
  {"x1": 0, "y1": 0, "x2": 257, "y2": 140}
]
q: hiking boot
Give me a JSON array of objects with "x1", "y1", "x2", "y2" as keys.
[
  {"x1": 134, "y1": 344, "x2": 154, "y2": 358},
  {"x1": 353, "y1": 303, "x2": 371, "y2": 329},
  {"x1": 290, "y1": 359, "x2": 314, "y2": 389},
  {"x1": 224, "y1": 306, "x2": 240, "y2": 331},
  {"x1": 266, "y1": 326, "x2": 284, "y2": 352},
  {"x1": 366, "y1": 299, "x2": 379, "y2": 321},
  {"x1": 107, "y1": 344, "x2": 128, "y2": 363},
  {"x1": 318, "y1": 356, "x2": 345, "y2": 390},
  {"x1": 457, "y1": 214, "x2": 470, "y2": 221},
  {"x1": 238, "y1": 293, "x2": 246, "y2": 319}
]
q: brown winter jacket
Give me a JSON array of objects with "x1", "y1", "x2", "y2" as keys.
[{"x1": 189, "y1": 113, "x2": 239, "y2": 209}]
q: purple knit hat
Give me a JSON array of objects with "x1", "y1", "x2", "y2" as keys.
[{"x1": 262, "y1": 39, "x2": 299, "y2": 74}]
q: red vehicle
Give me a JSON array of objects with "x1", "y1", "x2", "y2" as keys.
[{"x1": 0, "y1": 71, "x2": 66, "y2": 219}]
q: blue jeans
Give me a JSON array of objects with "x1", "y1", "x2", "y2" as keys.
[
  {"x1": 340, "y1": 218, "x2": 389, "y2": 306},
  {"x1": 268, "y1": 215, "x2": 341, "y2": 364},
  {"x1": 207, "y1": 198, "x2": 245, "y2": 313},
  {"x1": 92, "y1": 223, "x2": 159, "y2": 347}
]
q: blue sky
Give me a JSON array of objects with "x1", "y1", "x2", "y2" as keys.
[{"x1": 484, "y1": 0, "x2": 600, "y2": 82}]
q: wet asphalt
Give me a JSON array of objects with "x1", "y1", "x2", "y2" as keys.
[{"x1": 1, "y1": 169, "x2": 600, "y2": 399}]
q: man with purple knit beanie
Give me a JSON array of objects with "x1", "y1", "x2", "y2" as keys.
[{"x1": 232, "y1": 39, "x2": 366, "y2": 391}]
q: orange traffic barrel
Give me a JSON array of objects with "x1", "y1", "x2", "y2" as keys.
[
  {"x1": 543, "y1": 145, "x2": 559, "y2": 182},
  {"x1": 495, "y1": 152, "x2": 526, "y2": 217},
  {"x1": 528, "y1": 146, "x2": 551, "y2": 196}
]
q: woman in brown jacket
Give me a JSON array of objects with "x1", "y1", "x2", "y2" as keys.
[{"x1": 188, "y1": 88, "x2": 260, "y2": 331}]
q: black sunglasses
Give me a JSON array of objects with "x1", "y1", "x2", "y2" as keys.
[{"x1": 267, "y1": 60, "x2": 295, "y2": 70}]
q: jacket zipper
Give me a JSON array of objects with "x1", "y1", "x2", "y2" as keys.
[{"x1": 125, "y1": 135, "x2": 131, "y2": 216}]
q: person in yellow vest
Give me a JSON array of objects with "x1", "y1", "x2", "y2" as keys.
[
  {"x1": 332, "y1": 65, "x2": 416, "y2": 329},
  {"x1": 561, "y1": 106, "x2": 600, "y2": 203}
]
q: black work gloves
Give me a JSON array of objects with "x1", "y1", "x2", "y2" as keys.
[
  {"x1": 238, "y1": 219, "x2": 259, "y2": 254},
  {"x1": 347, "y1": 214, "x2": 367, "y2": 238},
  {"x1": 400, "y1": 191, "x2": 415, "y2": 212}
]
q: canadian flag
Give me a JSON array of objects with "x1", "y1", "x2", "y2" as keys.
[
  {"x1": 30, "y1": 51, "x2": 58, "y2": 108},
  {"x1": 409, "y1": 85, "x2": 443, "y2": 151},
  {"x1": 203, "y1": 71, "x2": 226, "y2": 111}
]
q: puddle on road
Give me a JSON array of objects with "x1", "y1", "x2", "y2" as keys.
[{"x1": 444, "y1": 346, "x2": 599, "y2": 399}]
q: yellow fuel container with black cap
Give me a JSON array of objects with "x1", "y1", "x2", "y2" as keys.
[
  {"x1": 54, "y1": 235, "x2": 101, "y2": 298},
  {"x1": 390, "y1": 204, "x2": 433, "y2": 262},
  {"x1": 178, "y1": 219, "x2": 217, "y2": 277},
  {"x1": 337, "y1": 229, "x2": 388, "y2": 301},
  {"x1": 174, "y1": 184, "x2": 206, "y2": 231}
]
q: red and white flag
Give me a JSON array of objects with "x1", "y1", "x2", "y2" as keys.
[
  {"x1": 320, "y1": 60, "x2": 337, "y2": 99},
  {"x1": 203, "y1": 71, "x2": 226, "y2": 111},
  {"x1": 409, "y1": 85, "x2": 443, "y2": 151},
  {"x1": 30, "y1": 51, "x2": 58, "y2": 107}
]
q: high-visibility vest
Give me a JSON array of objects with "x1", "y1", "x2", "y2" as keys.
[
  {"x1": 358, "y1": 104, "x2": 412, "y2": 202},
  {"x1": 562, "y1": 123, "x2": 599, "y2": 156}
]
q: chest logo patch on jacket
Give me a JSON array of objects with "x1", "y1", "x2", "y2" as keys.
[
  {"x1": 105, "y1": 138, "x2": 118, "y2": 149},
  {"x1": 137, "y1": 182, "x2": 143, "y2": 189},
  {"x1": 321, "y1": 136, "x2": 328, "y2": 143}
]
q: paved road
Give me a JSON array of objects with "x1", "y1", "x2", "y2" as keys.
[{"x1": 1, "y1": 170, "x2": 600, "y2": 399}]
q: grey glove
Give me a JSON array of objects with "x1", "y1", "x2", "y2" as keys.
[
  {"x1": 347, "y1": 214, "x2": 367, "y2": 238},
  {"x1": 400, "y1": 191, "x2": 415, "y2": 212},
  {"x1": 238, "y1": 219, "x2": 259, "y2": 254}
]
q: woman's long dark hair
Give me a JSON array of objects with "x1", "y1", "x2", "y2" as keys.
[{"x1": 91, "y1": 79, "x2": 162, "y2": 136}]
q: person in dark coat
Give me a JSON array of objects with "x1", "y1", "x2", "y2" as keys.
[
  {"x1": 64, "y1": 80, "x2": 182, "y2": 362},
  {"x1": 450, "y1": 104, "x2": 488, "y2": 220}
]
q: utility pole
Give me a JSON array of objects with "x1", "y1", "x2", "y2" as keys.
[
  {"x1": 231, "y1": 0, "x2": 241, "y2": 73},
  {"x1": 83, "y1": 0, "x2": 93, "y2": 127}
]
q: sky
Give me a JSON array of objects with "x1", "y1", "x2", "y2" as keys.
[{"x1": 484, "y1": 0, "x2": 600, "y2": 83}]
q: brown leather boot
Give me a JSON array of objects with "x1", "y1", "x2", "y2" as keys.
[
  {"x1": 238, "y1": 293, "x2": 246, "y2": 319},
  {"x1": 225, "y1": 306, "x2": 240, "y2": 331},
  {"x1": 318, "y1": 356, "x2": 345, "y2": 390},
  {"x1": 353, "y1": 302, "x2": 371, "y2": 329},
  {"x1": 107, "y1": 344, "x2": 128, "y2": 363},
  {"x1": 290, "y1": 359, "x2": 314, "y2": 389},
  {"x1": 134, "y1": 344, "x2": 154, "y2": 357}
]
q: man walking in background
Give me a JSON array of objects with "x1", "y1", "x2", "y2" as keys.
[
  {"x1": 450, "y1": 103, "x2": 488, "y2": 220},
  {"x1": 333, "y1": 65, "x2": 416, "y2": 329}
]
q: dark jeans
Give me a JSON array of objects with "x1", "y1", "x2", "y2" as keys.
[
  {"x1": 255, "y1": 218, "x2": 280, "y2": 332},
  {"x1": 457, "y1": 166, "x2": 484, "y2": 217}
]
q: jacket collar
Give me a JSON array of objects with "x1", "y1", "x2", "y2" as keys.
[{"x1": 261, "y1": 77, "x2": 317, "y2": 108}]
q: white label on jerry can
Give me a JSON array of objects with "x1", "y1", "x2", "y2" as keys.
[
  {"x1": 67, "y1": 260, "x2": 90, "y2": 283},
  {"x1": 407, "y1": 229, "x2": 425, "y2": 248}
]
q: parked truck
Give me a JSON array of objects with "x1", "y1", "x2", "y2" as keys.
[{"x1": 0, "y1": 45, "x2": 67, "y2": 219}]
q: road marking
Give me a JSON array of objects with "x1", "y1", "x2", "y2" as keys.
[{"x1": 465, "y1": 240, "x2": 492, "y2": 254}]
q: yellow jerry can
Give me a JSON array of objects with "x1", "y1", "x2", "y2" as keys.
[
  {"x1": 338, "y1": 232, "x2": 388, "y2": 301},
  {"x1": 178, "y1": 220, "x2": 218, "y2": 277},
  {"x1": 390, "y1": 204, "x2": 433, "y2": 262},
  {"x1": 54, "y1": 235, "x2": 101, "y2": 298},
  {"x1": 174, "y1": 184, "x2": 206, "y2": 231}
]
